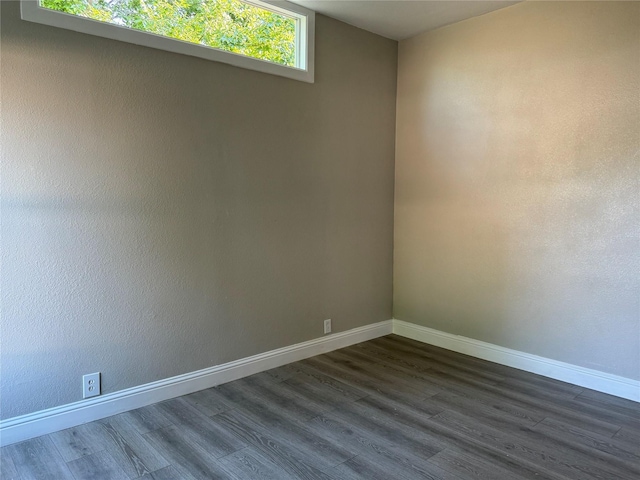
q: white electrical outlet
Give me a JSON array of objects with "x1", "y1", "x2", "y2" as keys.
[
  {"x1": 324, "y1": 319, "x2": 332, "y2": 334},
  {"x1": 83, "y1": 372, "x2": 101, "y2": 399}
]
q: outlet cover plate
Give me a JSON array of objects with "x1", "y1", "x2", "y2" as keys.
[
  {"x1": 83, "y1": 372, "x2": 101, "y2": 399},
  {"x1": 324, "y1": 319, "x2": 332, "y2": 334}
]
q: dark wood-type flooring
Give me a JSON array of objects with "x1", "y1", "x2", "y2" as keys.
[{"x1": 2, "y1": 335, "x2": 639, "y2": 479}]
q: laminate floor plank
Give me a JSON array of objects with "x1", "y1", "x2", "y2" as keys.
[
  {"x1": 354, "y1": 342, "x2": 592, "y2": 420},
  {"x1": 372, "y1": 336, "x2": 526, "y2": 381},
  {"x1": 211, "y1": 382, "x2": 302, "y2": 427},
  {"x1": 496, "y1": 419, "x2": 638, "y2": 480},
  {"x1": 571, "y1": 394, "x2": 640, "y2": 426},
  {"x1": 503, "y1": 380, "x2": 639, "y2": 423},
  {"x1": 96, "y1": 414, "x2": 170, "y2": 478},
  {"x1": 330, "y1": 454, "x2": 410, "y2": 480},
  {"x1": 350, "y1": 395, "x2": 591, "y2": 480},
  {"x1": 324, "y1": 349, "x2": 444, "y2": 395},
  {"x1": 323, "y1": 400, "x2": 446, "y2": 459},
  {"x1": 4, "y1": 334, "x2": 638, "y2": 480},
  {"x1": 613, "y1": 426, "x2": 640, "y2": 449},
  {"x1": 480, "y1": 390, "x2": 620, "y2": 437},
  {"x1": 425, "y1": 390, "x2": 539, "y2": 430},
  {"x1": 280, "y1": 362, "x2": 372, "y2": 400},
  {"x1": 335, "y1": 346, "x2": 459, "y2": 390},
  {"x1": 142, "y1": 425, "x2": 231, "y2": 480},
  {"x1": 432, "y1": 409, "x2": 634, "y2": 480},
  {"x1": 378, "y1": 336, "x2": 584, "y2": 396},
  {"x1": 1, "y1": 447, "x2": 21, "y2": 480},
  {"x1": 576, "y1": 389, "x2": 640, "y2": 412},
  {"x1": 48, "y1": 423, "x2": 107, "y2": 462},
  {"x1": 181, "y1": 388, "x2": 234, "y2": 417},
  {"x1": 427, "y1": 448, "x2": 532, "y2": 480},
  {"x1": 537, "y1": 395, "x2": 637, "y2": 434},
  {"x1": 334, "y1": 451, "x2": 461, "y2": 480},
  {"x1": 353, "y1": 393, "x2": 572, "y2": 480},
  {"x1": 300, "y1": 355, "x2": 443, "y2": 414},
  {"x1": 352, "y1": 343, "x2": 504, "y2": 394},
  {"x1": 217, "y1": 447, "x2": 297, "y2": 480},
  {"x1": 66, "y1": 450, "x2": 129, "y2": 480},
  {"x1": 424, "y1": 369, "x2": 623, "y2": 437},
  {"x1": 364, "y1": 454, "x2": 463, "y2": 480},
  {"x1": 283, "y1": 371, "x2": 367, "y2": 405},
  {"x1": 533, "y1": 417, "x2": 640, "y2": 472},
  {"x1": 114, "y1": 405, "x2": 173, "y2": 436},
  {"x1": 215, "y1": 406, "x2": 357, "y2": 470},
  {"x1": 346, "y1": 342, "x2": 547, "y2": 427},
  {"x1": 514, "y1": 423, "x2": 639, "y2": 479},
  {"x1": 299, "y1": 357, "x2": 445, "y2": 421},
  {"x1": 226, "y1": 401, "x2": 359, "y2": 471},
  {"x1": 346, "y1": 346, "x2": 573, "y2": 423},
  {"x1": 263, "y1": 364, "x2": 301, "y2": 382},
  {"x1": 136, "y1": 465, "x2": 182, "y2": 480},
  {"x1": 497, "y1": 376, "x2": 586, "y2": 401},
  {"x1": 432, "y1": 381, "x2": 545, "y2": 425},
  {"x1": 242, "y1": 372, "x2": 333, "y2": 415},
  {"x1": 338, "y1": 344, "x2": 540, "y2": 412},
  {"x1": 209, "y1": 410, "x2": 338, "y2": 480},
  {"x1": 216, "y1": 374, "x2": 327, "y2": 423},
  {"x1": 353, "y1": 341, "x2": 506, "y2": 387},
  {"x1": 6, "y1": 436, "x2": 75, "y2": 480},
  {"x1": 154, "y1": 398, "x2": 245, "y2": 458},
  {"x1": 307, "y1": 413, "x2": 459, "y2": 480},
  {"x1": 265, "y1": 372, "x2": 358, "y2": 413}
]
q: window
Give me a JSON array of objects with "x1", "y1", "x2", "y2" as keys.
[{"x1": 21, "y1": 0, "x2": 315, "y2": 82}]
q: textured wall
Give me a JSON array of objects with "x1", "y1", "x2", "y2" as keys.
[
  {"x1": 395, "y1": 1, "x2": 639, "y2": 379},
  {"x1": 1, "y1": 2, "x2": 397, "y2": 419}
]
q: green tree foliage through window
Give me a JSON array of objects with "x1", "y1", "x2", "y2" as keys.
[{"x1": 41, "y1": 0, "x2": 297, "y2": 66}]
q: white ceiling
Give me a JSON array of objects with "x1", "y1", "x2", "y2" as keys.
[{"x1": 289, "y1": 1, "x2": 521, "y2": 40}]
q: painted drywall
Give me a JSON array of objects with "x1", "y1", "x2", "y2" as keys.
[
  {"x1": 394, "y1": 1, "x2": 639, "y2": 380},
  {"x1": 0, "y1": 2, "x2": 397, "y2": 419}
]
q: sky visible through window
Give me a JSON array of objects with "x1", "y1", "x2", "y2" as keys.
[{"x1": 40, "y1": 0, "x2": 297, "y2": 67}]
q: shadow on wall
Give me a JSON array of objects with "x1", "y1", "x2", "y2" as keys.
[{"x1": 1, "y1": 0, "x2": 398, "y2": 419}]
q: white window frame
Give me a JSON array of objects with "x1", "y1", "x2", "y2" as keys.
[{"x1": 20, "y1": 0, "x2": 315, "y2": 83}]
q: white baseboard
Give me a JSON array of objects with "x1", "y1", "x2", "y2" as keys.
[
  {"x1": 393, "y1": 319, "x2": 640, "y2": 403},
  {"x1": 0, "y1": 320, "x2": 393, "y2": 447},
  {"x1": 3, "y1": 318, "x2": 636, "y2": 446}
]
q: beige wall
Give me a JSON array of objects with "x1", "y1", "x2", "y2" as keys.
[
  {"x1": 0, "y1": 2, "x2": 397, "y2": 419},
  {"x1": 395, "y1": 1, "x2": 639, "y2": 380}
]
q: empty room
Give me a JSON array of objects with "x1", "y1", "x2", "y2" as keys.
[{"x1": 1, "y1": 0, "x2": 638, "y2": 478}]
